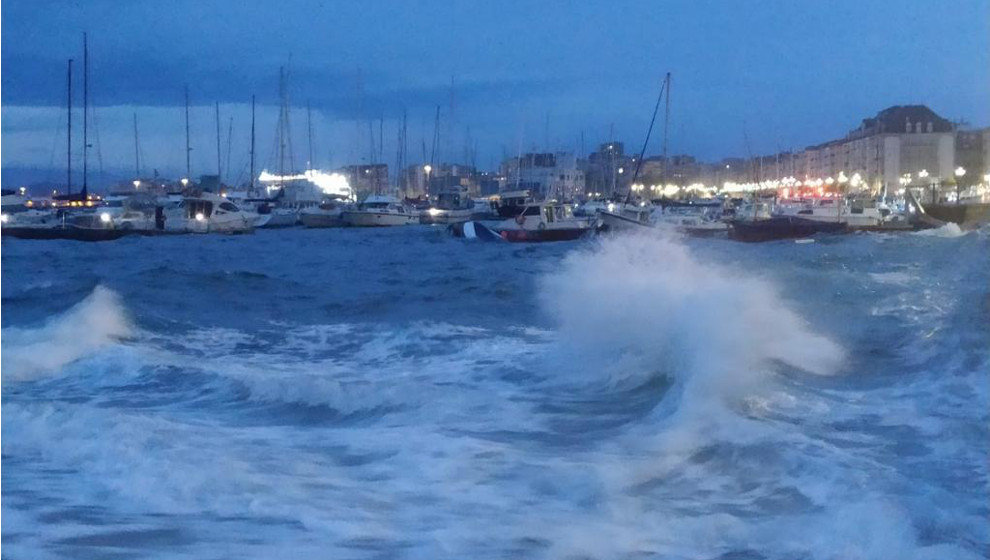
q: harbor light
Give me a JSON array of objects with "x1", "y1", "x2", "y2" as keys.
[
  {"x1": 181, "y1": 178, "x2": 189, "y2": 187},
  {"x1": 99, "y1": 212, "x2": 111, "y2": 223},
  {"x1": 0, "y1": 213, "x2": 8, "y2": 224},
  {"x1": 195, "y1": 212, "x2": 205, "y2": 221},
  {"x1": 423, "y1": 164, "x2": 432, "y2": 174},
  {"x1": 19, "y1": 187, "x2": 26, "y2": 195},
  {"x1": 618, "y1": 167, "x2": 624, "y2": 174},
  {"x1": 919, "y1": 169, "x2": 929, "y2": 179},
  {"x1": 955, "y1": 166, "x2": 966, "y2": 178},
  {"x1": 133, "y1": 180, "x2": 141, "y2": 188}
]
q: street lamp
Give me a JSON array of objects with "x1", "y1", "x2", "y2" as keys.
[
  {"x1": 954, "y1": 167, "x2": 966, "y2": 204},
  {"x1": 423, "y1": 164, "x2": 433, "y2": 195},
  {"x1": 918, "y1": 169, "x2": 933, "y2": 203}
]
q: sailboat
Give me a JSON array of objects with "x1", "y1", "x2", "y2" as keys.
[{"x1": 3, "y1": 35, "x2": 126, "y2": 241}]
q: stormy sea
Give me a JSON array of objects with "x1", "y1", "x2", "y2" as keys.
[{"x1": 2, "y1": 226, "x2": 987, "y2": 559}]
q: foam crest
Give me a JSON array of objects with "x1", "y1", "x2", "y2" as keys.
[
  {"x1": 914, "y1": 222, "x2": 966, "y2": 237},
  {"x1": 540, "y1": 232, "x2": 844, "y2": 422},
  {"x1": 2, "y1": 286, "x2": 132, "y2": 381}
]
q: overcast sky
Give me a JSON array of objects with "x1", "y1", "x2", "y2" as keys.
[{"x1": 2, "y1": 0, "x2": 988, "y2": 185}]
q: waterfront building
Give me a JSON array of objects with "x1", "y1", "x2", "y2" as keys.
[
  {"x1": 584, "y1": 142, "x2": 631, "y2": 196},
  {"x1": 499, "y1": 152, "x2": 585, "y2": 200},
  {"x1": 746, "y1": 105, "x2": 956, "y2": 194}
]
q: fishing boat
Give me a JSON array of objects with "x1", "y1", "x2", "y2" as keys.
[
  {"x1": 492, "y1": 201, "x2": 593, "y2": 242},
  {"x1": 340, "y1": 195, "x2": 418, "y2": 227}
]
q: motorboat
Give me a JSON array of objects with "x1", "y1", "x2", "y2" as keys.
[
  {"x1": 775, "y1": 197, "x2": 915, "y2": 231},
  {"x1": 422, "y1": 186, "x2": 475, "y2": 224},
  {"x1": 300, "y1": 197, "x2": 351, "y2": 228},
  {"x1": 340, "y1": 195, "x2": 419, "y2": 227},
  {"x1": 652, "y1": 202, "x2": 728, "y2": 236},
  {"x1": 163, "y1": 193, "x2": 255, "y2": 234},
  {"x1": 491, "y1": 201, "x2": 593, "y2": 242},
  {"x1": 490, "y1": 189, "x2": 538, "y2": 219}
]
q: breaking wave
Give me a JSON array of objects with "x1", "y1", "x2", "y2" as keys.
[
  {"x1": 541, "y1": 232, "x2": 844, "y2": 415},
  {"x1": 1, "y1": 286, "x2": 132, "y2": 381}
]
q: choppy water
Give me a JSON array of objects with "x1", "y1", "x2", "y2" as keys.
[{"x1": 2, "y1": 225, "x2": 988, "y2": 559}]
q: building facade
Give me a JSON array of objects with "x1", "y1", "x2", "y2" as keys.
[
  {"x1": 745, "y1": 106, "x2": 957, "y2": 193},
  {"x1": 500, "y1": 152, "x2": 585, "y2": 199}
]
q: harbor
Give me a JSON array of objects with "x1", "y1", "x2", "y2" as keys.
[{"x1": 2, "y1": 2, "x2": 989, "y2": 560}]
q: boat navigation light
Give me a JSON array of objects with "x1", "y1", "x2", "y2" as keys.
[
  {"x1": 100, "y1": 212, "x2": 111, "y2": 223},
  {"x1": 427, "y1": 207, "x2": 442, "y2": 217},
  {"x1": 181, "y1": 178, "x2": 190, "y2": 186},
  {"x1": 0, "y1": 213, "x2": 8, "y2": 224},
  {"x1": 195, "y1": 212, "x2": 206, "y2": 221}
]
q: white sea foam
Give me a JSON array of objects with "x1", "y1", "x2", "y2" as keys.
[
  {"x1": 2, "y1": 286, "x2": 132, "y2": 381},
  {"x1": 914, "y1": 222, "x2": 966, "y2": 238},
  {"x1": 541, "y1": 232, "x2": 844, "y2": 415}
]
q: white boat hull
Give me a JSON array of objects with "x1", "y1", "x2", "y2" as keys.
[
  {"x1": 341, "y1": 211, "x2": 418, "y2": 227},
  {"x1": 262, "y1": 209, "x2": 300, "y2": 228}
]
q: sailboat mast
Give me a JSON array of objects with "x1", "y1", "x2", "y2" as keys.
[
  {"x1": 66, "y1": 58, "x2": 73, "y2": 194},
  {"x1": 82, "y1": 32, "x2": 88, "y2": 195},
  {"x1": 133, "y1": 113, "x2": 140, "y2": 178},
  {"x1": 307, "y1": 101, "x2": 313, "y2": 169},
  {"x1": 215, "y1": 101, "x2": 221, "y2": 181},
  {"x1": 278, "y1": 66, "x2": 285, "y2": 184},
  {"x1": 184, "y1": 85, "x2": 191, "y2": 179},
  {"x1": 226, "y1": 116, "x2": 233, "y2": 186},
  {"x1": 250, "y1": 94, "x2": 256, "y2": 189},
  {"x1": 661, "y1": 72, "x2": 671, "y2": 185}
]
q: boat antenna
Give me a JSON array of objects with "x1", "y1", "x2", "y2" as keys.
[
  {"x1": 624, "y1": 72, "x2": 668, "y2": 205},
  {"x1": 66, "y1": 58, "x2": 73, "y2": 195},
  {"x1": 82, "y1": 32, "x2": 88, "y2": 197}
]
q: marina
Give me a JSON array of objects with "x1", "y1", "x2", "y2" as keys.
[{"x1": 2, "y1": 2, "x2": 989, "y2": 560}]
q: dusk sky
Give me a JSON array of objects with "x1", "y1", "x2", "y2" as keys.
[{"x1": 2, "y1": 0, "x2": 988, "y2": 186}]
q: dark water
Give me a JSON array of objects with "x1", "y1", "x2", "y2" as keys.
[{"x1": 2, "y1": 225, "x2": 988, "y2": 559}]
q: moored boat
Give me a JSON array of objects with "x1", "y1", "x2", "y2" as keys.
[
  {"x1": 340, "y1": 195, "x2": 418, "y2": 227},
  {"x1": 493, "y1": 201, "x2": 593, "y2": 242},
  {"x1": 728, "y1": 215, "x2": 848, "y2": 242}
]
